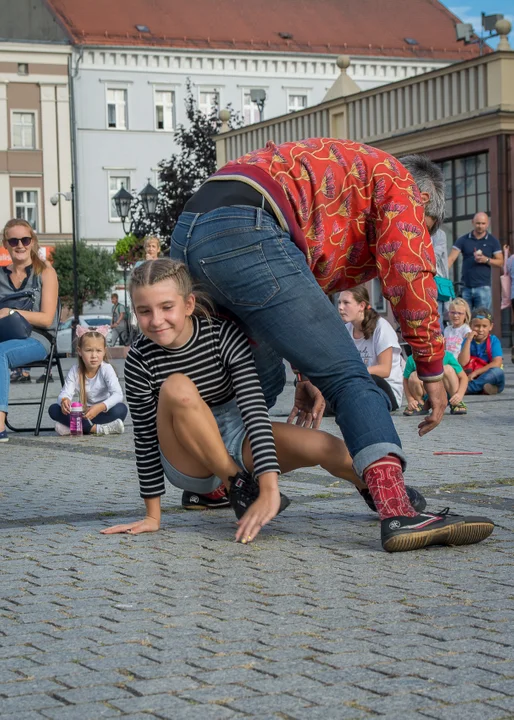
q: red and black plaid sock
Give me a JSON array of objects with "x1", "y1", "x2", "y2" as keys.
[
  {"x1": 364, "y1": 455, "x2": 418, "y2": 520},
  {"x1": 202, "y1": 485, "x2": 228, "y2": 501}
]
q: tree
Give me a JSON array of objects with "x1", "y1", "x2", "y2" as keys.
[
  {"x1": 129, "y1": 81, "x2": 242, "y2": 245},
  {"x1": 53, "y1": 240, "x2": 119, "y2": 314}
]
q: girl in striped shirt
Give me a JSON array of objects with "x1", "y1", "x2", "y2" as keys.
[{"x1": 101, "y1": 259, "x2": 403, "y2": 543}]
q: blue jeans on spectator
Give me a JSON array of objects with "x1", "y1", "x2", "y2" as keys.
[
  {"x1": 462, "y1": 285, "x2": 491, "y2": 311},
  {"x1": 48, "y1": 402, "x2": 128, "y2": 434},
  {"x1": 170, "y1": 207, "x2": 406, "y2": 477},
  {"x1": 0, "y1": 337, "x2": 47, "y2": 413},
  {"x1": 466, "y1": 367, "x2": 505, "y2": 394}
]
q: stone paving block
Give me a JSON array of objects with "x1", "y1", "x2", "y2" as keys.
[
  {"x1": 108, "y1": 693, "x2": 195, "y2": 714},
  {"x1": 418, "y1": 682, "x2": 506, "y2": 703},
  {"x1": 39, "y1": 702, "x2": 123, "y2": 719},
  {"x1": 421, "y1": 701, "x2": 512, "y2": 720}
]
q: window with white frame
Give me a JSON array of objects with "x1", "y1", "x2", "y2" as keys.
[
  {"x1": 199, "y1": 89, "x2": 219, "y2": 115},
  {"x1": 109, "y1": 175, "x2": 131, "y2": 221},
  {"x1": 371, "y1": 277, "x2": 386, "y2": 312},
  {"x1": 155, "y1": 90, "x2": 175, "y2": 131},
  {"x1": 287, "y1": 93, "x2": 308, "y2": 113},
  {"x1": 14, "y1": 190, "x2": 39, "y2": 230},
  {"x1": 106, "y1": 88, "x2": 127, "y2": 129},
  {"x1": 12, "y1": 112, "x2": 36, "y2": 148},
  {"x1": 243, "y1": 90, "x2": 263, "y2": 125}
]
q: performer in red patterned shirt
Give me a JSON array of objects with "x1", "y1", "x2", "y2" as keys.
[{"x1": 170, "y1": 138, "x2": 494, "y2": 553}]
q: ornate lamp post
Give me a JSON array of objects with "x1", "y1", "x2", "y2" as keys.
[{"x1": 112, "y1": 180, "x2": 159, "y2": 315}]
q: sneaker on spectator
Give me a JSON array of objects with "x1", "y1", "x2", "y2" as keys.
[
  {"x1": 37, "y1": 372, "x2": 54, "y2": 383},
  {"x1": 381, "y1": 507, "x2": 494, "y2": 553},
  {"x1": 96, "y1": 419, "x2": 124, "y2": 435},
  {"x1": 0, "y1": 429, "x2": 8, "y2": 442},
  {"x1": 55, "y1": 422, "x2": 71, "y2": 436}
]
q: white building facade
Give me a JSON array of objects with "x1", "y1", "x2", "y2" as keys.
[{"x1": 73, "y1": 46, "x2": 448, "y2": 249}]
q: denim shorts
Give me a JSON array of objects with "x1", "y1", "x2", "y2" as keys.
[{"x1": 160, "y1": 398, "x2": 248, "y2": 493}]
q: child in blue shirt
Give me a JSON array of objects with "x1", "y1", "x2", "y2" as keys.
[{"x1": 458, "y1": 307, "x2": 505, "y2": 395}]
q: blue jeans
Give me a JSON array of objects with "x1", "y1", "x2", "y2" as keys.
[
  {"x1": 48, "y1": 402, "x2": 127, "y2": 434},
  {"x1": 462, "y1": 285, "x2": 491, "y2": 311},
  {"x1": 0, "y1": 337, "x2": 47, "y2": 413},
  {"x1": 466, "y1": 367, "x2": 505, "y2": 394},
  {"x1": 170, "y1": 207, "x2": 406, "y2": 476}
]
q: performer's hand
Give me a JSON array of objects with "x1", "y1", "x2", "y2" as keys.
[
  {"x1": 287, "y1": 380, "x2": 325, "y2": 429},
  {"x1": 418, "y1": 380, "x2": 446, "y2": 436}
]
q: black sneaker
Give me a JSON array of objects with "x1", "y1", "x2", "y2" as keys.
[
  {"x1": 228, "y1": 471, "x2": 291, "y2": 520},
  {"x1": 359, "y1": 485, "x2": 427, "y2": 514},
  {"x1": 181, "y1": 490, "x2": 230, "y2": 510},
  {"x1": 381, "y1": 507, "x2": 494, "y2": 553},
  {"x1": 37, "y1": 373, "x2": 54, "y2": 383}
]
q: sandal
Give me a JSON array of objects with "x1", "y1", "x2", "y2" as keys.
[
  {"x1": 450, "y1": 401, "x2": 467, "y2": 415},
  {"x1": 403, "y1": 403, "x2": 428, "y2": 416}
]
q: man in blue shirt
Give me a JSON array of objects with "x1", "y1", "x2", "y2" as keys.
[{"x1": 448, "y1": 213, "x2": 502, "y2": 310}]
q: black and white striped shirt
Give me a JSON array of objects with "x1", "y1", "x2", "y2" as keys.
[{"x1": 125, "y1": 315, "x2": 280, "y2": 498}]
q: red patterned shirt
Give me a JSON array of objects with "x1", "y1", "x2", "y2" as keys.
[{"x1": 212, "y1": 138, "x2": 444, "y2": 380}]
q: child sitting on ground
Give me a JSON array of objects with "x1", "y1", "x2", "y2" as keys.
[
  {"x1": 444, "y1": 298, "x2": 471, "y2": 360},
  {"x1": 49, "y1": 326, "x2": 128, "y2": 435},
  {"x1": 403, "y1": 350, "x2": 468, "y2": 416},
  {"x1": 459, "y1": 307, "x2": 505, "y2": 395}
]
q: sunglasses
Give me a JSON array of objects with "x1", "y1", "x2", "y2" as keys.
[{"x1": 6, "y1": 236, "x2": 32, "y2": 248}]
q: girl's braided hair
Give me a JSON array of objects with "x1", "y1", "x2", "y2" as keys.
[{"x1": 129, "y1": 258, "x2": 213, "y2": 320}]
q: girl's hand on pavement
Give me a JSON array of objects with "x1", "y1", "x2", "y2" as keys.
[
  {"x1": 100, "y1": 517, "x2": 160, "y2": 534},
  {"x1": 235, "y1": 488, "x2": 281, "y2": 544}
]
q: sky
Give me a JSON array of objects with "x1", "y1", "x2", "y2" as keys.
[{"x1": 443, "y1": 1, "x2": 513, "y2": 48}]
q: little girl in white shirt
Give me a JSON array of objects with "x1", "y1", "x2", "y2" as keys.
[
  {"x1": 443, "y1": 298, "x2": 471, "y2": 359},
  {"x1": 49, "y1": 325, "x2": 127, "y2": 435}
]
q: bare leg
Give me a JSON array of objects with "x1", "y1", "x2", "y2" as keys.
[
  {"x1": 242, "y1": 422, "x2": 366, "y2": 490},
  {"x1": 157, "y1": 374, "x2": 240, "y2": 488},
  {"x1": 442, "y1": 365, "x2": 458, "y2": 396},
  {"x1": 0, "y1": 410, "x2": 5, "y2": 432},
  {"x1": 407, "y1": 373, "x2": 424, "y2": 404}
]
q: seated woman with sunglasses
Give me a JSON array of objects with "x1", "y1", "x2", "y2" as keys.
[{"x1": 0, "y1": 219, "x2": 59, "y2": 442}]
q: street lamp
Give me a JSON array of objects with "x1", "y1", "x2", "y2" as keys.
[
  {"x1": 250, "y1": 88, "x2": 267, "y2": 122},
  {"x1": 50, "y1": 186, "x2": 79, "y2": 352},
  {"x1": 112, "y1": 179, "x2": 160, "y2": 319},
  {"x1": 113, "y1": 180, "x2": 159, "y2": 235},
  {"x1": 140, "y1": 181, "x2": 159, "y2": 217},
  {"x1": 112, "y1": 184, "x2": 134, "y2": 235}
]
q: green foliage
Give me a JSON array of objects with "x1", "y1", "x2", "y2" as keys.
[
  {"x1": 113, "y1": 233, "x2": 145, "y2": 268},
  {"x1": 52, "y1": 240, "x2": 119, "y2": 313},
  {"x1": 129, "y1": 81, "x2": 242, "y2": 245}
]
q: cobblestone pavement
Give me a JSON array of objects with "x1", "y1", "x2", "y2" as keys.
[{"x1": 1, "y1": 358, "x2": 514, "y2": 719}]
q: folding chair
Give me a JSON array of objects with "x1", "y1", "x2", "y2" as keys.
[{"x1": 6, "y1": 324, "x2": 66, "y2": 436}]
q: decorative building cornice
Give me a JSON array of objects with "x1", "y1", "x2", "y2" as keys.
[{"x1": 79, "y1": 46, "x2": 447, "y2": 84}]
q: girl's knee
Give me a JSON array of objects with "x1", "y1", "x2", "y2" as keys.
[{"x1": 159, "y1": 373, "x2": 200, "y2": 408}]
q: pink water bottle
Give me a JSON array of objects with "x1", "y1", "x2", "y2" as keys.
[{"x1": 70, "y1": 402, "x2": 83, "y2": 436}]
